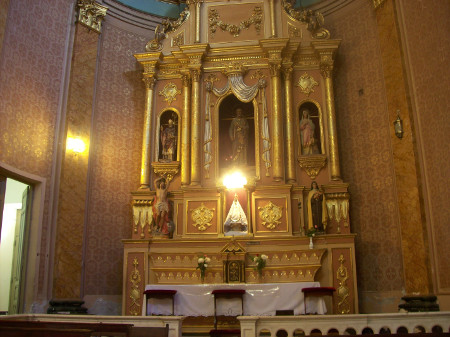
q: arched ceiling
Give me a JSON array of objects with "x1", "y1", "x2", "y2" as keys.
[{"x1": 115, "y1": 0, "x2": 323, "y2": 19}]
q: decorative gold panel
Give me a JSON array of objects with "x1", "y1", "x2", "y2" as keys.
[
  {"x1": 258, "y1": 201, "x2": 282, "y2": 230},
  {"x1": 191, "y1": 203, "x2": 215, "y2": 231},
  {"x1": 159, "y1": 82, "x2": 181, "y2": 105},
  {"x1": 296, "y1": 73, "x2": 319, "y2": 96}
]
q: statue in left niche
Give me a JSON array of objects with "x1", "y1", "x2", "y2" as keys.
[
  {"x1": 153, "y1": 177, "x2": 171, "y2": 235},
  {"x1": 160, "y1": 118, "x2": 177, "y2": 162}
]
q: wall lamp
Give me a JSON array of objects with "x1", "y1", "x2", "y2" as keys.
[
  {"x1": 66, "y1": 136, "x2": 86, "y2": 154},
  {"x1": 393, "y1": 110, "x2": 403, "y2": 139}
]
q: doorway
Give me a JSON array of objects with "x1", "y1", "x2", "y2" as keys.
[{"x1": 0, "y1": 176, "x2": 31, "y2": 315}]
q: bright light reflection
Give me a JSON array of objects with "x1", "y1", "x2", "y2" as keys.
[
  {"x1": 66, "y1": 137, "x2": 86, "y2": 154},
  {"x1": 223, "y1": 171, "x2": 247, "y2": 189}
]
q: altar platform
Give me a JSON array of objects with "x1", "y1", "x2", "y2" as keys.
[{"x1": 142, "y1": 282, "x2": 327, "y2": 317}]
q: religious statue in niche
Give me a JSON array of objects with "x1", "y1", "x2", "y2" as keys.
[
  {"x1": 158, "y1": 110, "x2": 178, "y2": 162},
  {"x1": 219, "y1": 96, "x2": 255, "y2": 170},
  {"x1": 299, "y1": 102, "x2": 321, "y2": 155},
  {"x1": 306, "y1": 181, "x2": 327, "y2": 232},
  {"x1": 152, "y1": 176, "x2": 172, "y2": 235},
  {"x1": 229, "y1": 107, "x2": 249, "y2": 166},
  {"x1": 224, "y1": 192, "x2": 248, "y2": 236}
]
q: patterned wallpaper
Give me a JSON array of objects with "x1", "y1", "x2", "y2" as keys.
[
  {"x1": 400, "y1": 0, "x2": 450, "y2": 291},
  {"x1": 83, "y1": 22, "x2": 147, "y2": 295},
  {"x1": 0, "y1": 0, "x2": 73, "y2": 296},
  {"x1": 327, "y1": 1, "x2": 405, "y2": 292}
]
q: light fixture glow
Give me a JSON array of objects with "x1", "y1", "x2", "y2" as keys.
[
  {"x1": 66, "y1": 137, "x2": 86, "y2": 154},
  {"x1": 223, "y1": 171, "x2": 247, "y2": 189}
]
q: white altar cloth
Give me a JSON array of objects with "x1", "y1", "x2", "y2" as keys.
[{"x1": 143, "y1": 282, "x2": 326, "y2": 316}]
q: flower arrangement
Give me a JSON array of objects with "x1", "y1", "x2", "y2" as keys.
[
  {"x1": 196, "y1": 254, "x2": 211, "y2": 281},
  {"x1": 306, "y1": 226, "x2": 317, "y2": 237},
  {"x1": 251, "y1": 254, "x2": 268, "y2": 275}
]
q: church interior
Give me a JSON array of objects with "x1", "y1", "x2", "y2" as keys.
[{"x1": 0, "y1": 0, "x2": 449, "y2": 336}]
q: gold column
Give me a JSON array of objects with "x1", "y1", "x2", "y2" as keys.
[
  {"x1": 314, "y1": 43, "x2": 341, "y2": 181},
  {"x1": 270, "y1": 62, "x2": 283, "y2": 182},
  {"x1": 53, "y1": 1, "x2": 106, "y2": 300},
  {"x1": 190, "y1": 69, "x2": 201, "y2": 185},
  {"x1": 187, "y1": 0, "x2": 202, "y2": 43},
  {"x1": 139, "y1": 75, "x2": 156, "y2": 189},
  {"x1": 181, "y1": 73, "x2": 191, "y2": 186},
  {"x1": 283, "y1": 65, "x2": 296, "y2": 183},
  {"x1": 269, "y1": 0, "x2": 276, "y2": 38}
]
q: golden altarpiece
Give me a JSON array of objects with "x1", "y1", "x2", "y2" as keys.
[{"x1": 123, "y1": 0, "x2": 358, "y2": 319}]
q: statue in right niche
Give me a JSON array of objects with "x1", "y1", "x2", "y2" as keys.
[{"x1": 299, "y1": 108, "x2": 319, "y2": 155}]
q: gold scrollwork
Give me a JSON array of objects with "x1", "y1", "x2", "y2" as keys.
[
  {"x1": 191, "y1": 203, "x2": 215, "y2": 231},
  {"x1": 77, "y1": 0, "x2": 107, "y2": 33},
  {"x1": 159, "y1": 82, "x2": 181, "y2": 105},
  {"x1": 129, "y1": 258, "x2": 141, "y2": 316},
  {"x1": 336, "y1": 254, "x2": 350, "y2": 314},
  {"x1": 298, "y1": 154, "x2": 327, "y2": 179},
  {"x1": 152, "y1": 162, "x2": 180, "y2": 183},
  {"x1": 258, "y1": 201, "x2": 282, "y2": 230},
  {"x1": 296, "y1": 73, "x2": 319, "y2": 96},
  {"x1": 209, "y1": 6, "x2": 263, "y2": 38}
]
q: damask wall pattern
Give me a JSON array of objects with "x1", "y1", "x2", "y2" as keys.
[
  {"x1": 0, "y1": 0, "x2": 73, "y2": 295},
  {"x1": 327, "y1": 0, "x2": 404, "y2": 293},
  {"x1": 83, "y1": 22, "x2": 147, "y2": 295},
  {"x1": 400, "y1": 0, "x2": 450, "y2": 290}
]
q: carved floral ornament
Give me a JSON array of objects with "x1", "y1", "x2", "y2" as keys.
[
  {"x1": 298, "y1": 155, "x2": 327, "y2": 180},
  {"x1": 296, "y1": 73, "x2": 319, "y2": 96},
  {"x1": 258, "y1": 201, "x2": 283, "y2": 230},
  {"x1": 208, "y1": 6, "x2": 263, "y2": 38},
  {"x1": 337, "y1": 254, "x2": 350, "y2": 314},
  {"x1": 191, "y1": 203, "x2": 215, "y2": 231},
  {"x1": 129, "y1": 258, "x2": 141, "y2": 315},
  {"x1": 77, "y1": 0, "x2": 107, "y2": 33}
]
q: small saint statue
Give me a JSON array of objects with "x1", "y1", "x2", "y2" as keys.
[{"x1": 229, "y1": 108, "x2": 249, "y2": 166}]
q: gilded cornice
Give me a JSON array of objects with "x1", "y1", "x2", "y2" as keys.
[{"x1": 77, "y1": 0, "x2": 107, "y2": 33}]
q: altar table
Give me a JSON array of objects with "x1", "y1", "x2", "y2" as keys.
[{"x1": 143, "y1": 282, "x2": 327, "y2": 316}]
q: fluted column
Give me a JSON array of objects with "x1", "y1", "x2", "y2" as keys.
[
  {"x1": 190, "y1": 69, "x2": 201, "y2": 185},
  {"x1": 270, "y1": 62, "x2": 284, "y2": 182},
  {"x1": 283, "y1": 65, "x2": 296, "y2": 183},
  {"x1": 181, "y1": 73, "x2": 191, "y2": 186},
  {"x1": 139, "y1": 76, "x2": 156, "y2": 189}
]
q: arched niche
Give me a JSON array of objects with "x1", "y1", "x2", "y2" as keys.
[
  {"x1": 155, "y1": 108, "x2": 181, "y2": 162},
  {"x1": 217, "y1": 94, "x2": 257, "y2": 176},
  {"x1": 297, "y1": 100, "x2": 324, "y2": 156}
]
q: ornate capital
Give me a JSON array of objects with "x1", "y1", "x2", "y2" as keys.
[
  {"x1": 191, "y1": 69, "x2": 201, "y2": 82},
  {"x1": 282, "y1": 66, "x2": 293, "y2": 80},
  {"x1": 372, "y1": 0, "x2": 388, "y2": 10},
  {"x1": 269, "y1": 63, "x2": 281, "y2": 77},
  {"x1": 182, "y1": 73, "x2": 191, "y2": 87},
  {"x1": 77, "y1": 0, "x2": 107, "y2": 33},
  {"x1": 143, "y1": 76, "x2": 156, "y2": 90}
]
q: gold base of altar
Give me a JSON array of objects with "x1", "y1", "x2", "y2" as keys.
[{"x1": 122, "y1": 235, "x2": 358, "y2": 316}]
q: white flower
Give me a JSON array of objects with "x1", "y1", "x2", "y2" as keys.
[
  {"x1": 198, "y1": 258, "x2": 205, "y2": 263},
  {"x1": 203, "y1": 264, "x2": 208, "y2": 268},
  {"x1": 205, "y1": 257, "x2": 211, "y2": 263},
  {"x1": 261, "y1": 254, "x2": 268, "y2": 260}
]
